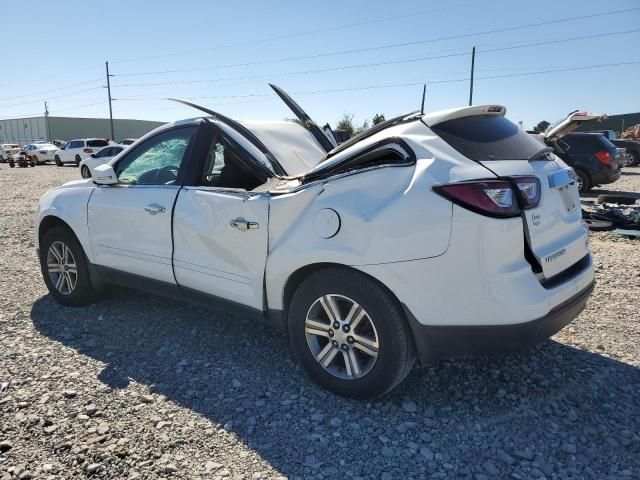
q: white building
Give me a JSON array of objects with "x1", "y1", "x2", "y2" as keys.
[{"x1": 0, "y1": 116, "x2": 165, "y2": 144}]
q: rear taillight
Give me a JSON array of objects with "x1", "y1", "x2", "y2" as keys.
[
  {"x1": 434, "y1": 180, "x2": 520, "y2": 218},
  {"x1": 594, "y1": 151, "x2": 611, "y2": 165},
  {"x1": 84, "y1": 148, "x2": 93, "y2": 153},
  {"x1": 513, "y1": 176, "x2": 541, "y2": 209},
  {"x1": 434, "y1": 176, "x2": 541, "y2": 218}
]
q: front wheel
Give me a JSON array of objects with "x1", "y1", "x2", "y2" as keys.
[
  {"x1": 39, "y1": 226, "x2": 99, "y2": 306},
  {"x1": 55, "y1": 155, "x2": 62, "y2": 167},
  {"x1": 288, "y1": 267, "x2": 415, "y2": 399},
  {"x1": 81, "y1": 165, "x2": 91, "y2": 178}
]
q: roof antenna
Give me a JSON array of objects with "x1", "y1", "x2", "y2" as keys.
[{"x1": 420, "y1": 84, "x2": 426, "y2": 114}]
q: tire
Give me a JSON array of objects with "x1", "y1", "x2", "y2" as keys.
[
  {"x1": 575, "y1": 169, "x2": 590, "y2": 193},
  {"x1": 55, "y1": 155, "x2": 62, "y2": 167},
  {"x1": 288, "y1": 267, "x2": 415, "y2": 399},
  {"x1": 597, "y1": 193, "x2": 638, "y2": 205},
  {"x1": 583, "y1": 219, "x2": 614, "y2": 231},
  {"x1": 81, "y1": 165, "x2": 91, "y2": 178},
  {"x1": 33, "y1": 155, "x2": 40, "y2": 165},
  {"x1": 9, "y1": 160, "x2": 15, "y2": 168},
  {"x1": 630, "y1": 152, "x2": 640, "y2": 166},
  {"x1": 74, "y1": 155, "x2": 81, "y2": 166},
  {"x1": 0, "y1": 154, "x2": 4, "y2": 163},
  {"x1": 39, "y1": 225, "x2": 99, "y2": 307}
]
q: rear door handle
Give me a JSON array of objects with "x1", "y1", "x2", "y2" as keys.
[
  {"x1": 230, "y1": 218, "x2": 259, "y2": 231},
  {"x1": 144, "y1": 204, "x2": 166, "y2": 215}
]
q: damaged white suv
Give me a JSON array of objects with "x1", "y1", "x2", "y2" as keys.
[{"x1": 35, "y1": 85, "x2": 594, "y2": 398}]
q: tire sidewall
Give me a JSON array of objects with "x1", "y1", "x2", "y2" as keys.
[
  {"x1": 81, "y1": 165, "x2": 90, "y2": 178},
  {"x1": 39, "y1": 226, "x2": 96, "y2": 306},
  {"x1": 576, "y1": 170, "x2": 589, "y2": 193},
  {"x1": 288, "y1": 268, "x2": 412, "y2": 398}
]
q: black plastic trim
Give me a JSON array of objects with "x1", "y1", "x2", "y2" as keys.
[
  {"x1": 303, "y1": 137, "x2": 416, "y2": 183},
  {"x1": 403, "y1": 281, "x2": 595, "y2": 365},
  {"x1": 540, "y1": 254, "x2": 591, "y2": 290},
  {"x1": 93, "y1": 265, "x2": 286, "y2": 331}
]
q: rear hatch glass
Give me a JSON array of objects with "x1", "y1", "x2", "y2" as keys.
[
  {"x1": 431, "y1": 115, "x2": 544, "y2": 161},
  {"x1": 88, "y1": 139, "x2": 109, "y2": 148}
]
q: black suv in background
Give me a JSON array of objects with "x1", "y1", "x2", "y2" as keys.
[{"x1": 555, "y1": 133, "x2": 621, "y2": 192}]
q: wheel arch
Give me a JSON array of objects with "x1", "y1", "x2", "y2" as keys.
[
  {"x1": 280, "y1": 263, "x2": 416, "y2": 346},
  {"x1": 39, "y1": 215, "x2": 77, "y2": 243}
]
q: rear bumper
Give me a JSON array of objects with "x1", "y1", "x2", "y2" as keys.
[
  {"x1": 591, "y1": 166, "x2": 621, "y2": 185},
  {"x1": 405, "y1": 281, "x2": 594, "y2": 365}
]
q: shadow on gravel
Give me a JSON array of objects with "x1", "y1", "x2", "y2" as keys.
[{"x1": 31, "y1": 290, "x2": 640, "y2": 478}]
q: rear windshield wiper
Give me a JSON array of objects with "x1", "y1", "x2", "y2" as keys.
[{"x1": 529, "y1": 146, "x2": 554, "y2": 161}]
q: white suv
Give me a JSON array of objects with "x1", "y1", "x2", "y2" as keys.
[
  {"x1": 54, "y1": 138, "x2": 110, "y2": 166},
  {"x1": 35, "y1": 86, "x2": 594, "y2": 398}
]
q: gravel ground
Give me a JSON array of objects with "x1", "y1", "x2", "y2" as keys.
[{"x1": 1, "y1": 163, "x2": 639, "y2": 480}]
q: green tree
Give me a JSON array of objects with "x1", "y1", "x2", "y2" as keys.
[
  {"x1": 533, "y1": 120, "x2": 550, "y2": 133},
  {"x1": 372, "y1": 113, "x2": 386, "y2": 125},
  {"x1": 336, "y1": 113, "x2": 370, "y2": 136}
]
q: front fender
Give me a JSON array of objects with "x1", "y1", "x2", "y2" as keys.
[{"x1": 35, "y1": 182, "x2": 95, "y2": 261}]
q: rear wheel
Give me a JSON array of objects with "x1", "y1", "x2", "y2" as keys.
[
  {"x1": 39, "y1": 226, "x2": 99, "y2": 306},
  {"x1": 81, "y1": 165, "x2": 91, "y2": 178},
  {"x1": 288, "y1": 267, "x2": 415, "y2": 399},
  {"x1": 55, "y1": 155, "x2": 62, "y2": 166},
  {"x1": 575, "y1": 170, "x2": 590, "y2": 193},
  {"x1": 74, "y1": 155, "x2": 81, "y2": 166},
  {"x1": 630, "y1": 152, "x2": 640, "y2": 166}
]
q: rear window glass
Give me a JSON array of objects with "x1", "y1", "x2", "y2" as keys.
[
  {"x1": 564, "y1": 134, "x2": 617, "y2": 153},
  {"x1": 88, "y1": 139, "x2": 109, "y2": 147},
  {"x1": 431, "y1": 115, "x2": 543, "y2": 161}
]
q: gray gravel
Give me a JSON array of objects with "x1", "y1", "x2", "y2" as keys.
[{"x1": 1, "y1": 163, "x2": 639, "y2": 479}]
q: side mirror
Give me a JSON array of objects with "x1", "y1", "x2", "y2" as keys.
[
  {"x1": 93, "y1": 164, "x2": 117, "y2": 185},
  {"x1": 90, "y1": 153, "x2": 97, "y2": 158}
]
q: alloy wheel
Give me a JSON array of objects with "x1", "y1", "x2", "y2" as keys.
[
  {"x1": 304, "y1": 294, "x2": 379, "y2": 380},
  {"x1": 46, "y1": 241, "x2": 78, "y2": 295}
]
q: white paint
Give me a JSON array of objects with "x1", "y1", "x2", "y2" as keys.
[{"x1": 313, "y1": 208, "x2": 340, "y2": 239}]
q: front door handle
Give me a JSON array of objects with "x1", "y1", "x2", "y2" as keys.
[
  {"x1": 230, "y1": 218, "x2": 259, "y2": 231},
  {"x1": 144, "y1": 204, "x2": 166, "y2": 215}
]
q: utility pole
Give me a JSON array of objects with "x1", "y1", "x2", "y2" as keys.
[
  {"x1": 44, "y1": 101, "x2": 51, "y2": 141},
  {"x1": 469, "y1": 46, "x2": 476, "y2": 106},
  {"x1": 105, "y1": 61, "x2": 115, "y2": 141}
]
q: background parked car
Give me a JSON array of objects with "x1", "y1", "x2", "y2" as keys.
[
  {"x1": 588, "y1": 129, "x2": 640, "y2": 166},
  {"x1": 0, "y1": 143, "x2": 21, "y2": 162},
  {"x1": 23, "y1": 143, "x2": 58, "y2": 164},
  {"x1": 53, "y1": 138, "x2": 110, "y2": 166},
  {"x1": 530, "y1": 111, "x2": 621, "y2": 193},
  {"x1": 79, "y1": 144, "x2": 127, "y2": 178},
  {"x1": 117, "y1": 138, "x2": 137, "y2": 145}
]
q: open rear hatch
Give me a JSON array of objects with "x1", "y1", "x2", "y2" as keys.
[
  {"x1": 543, "y1": 110, "x2": 607, "y2": 143},
  {"x1": 430, "y1": 106, "x2": 590, "y2": 281}
]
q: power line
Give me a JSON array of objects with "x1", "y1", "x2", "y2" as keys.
[
  {"x1": 3, "y1": 60, "x2": 637, "y2": 119},
  {"x1": 112, "y1": 51, "x2": 471, "y2": 88},
  {"x1": 109, "y1": 3, "x2": 470, "y2": 64},
  {"x1": 0, "y1": 101, "x2": 107, "y2": 119},
  {"x1": 110, "y1": 27, "x2": 640, "y2": 90},
  {"x1": 113, "y1": 8, "x2": 640, "y2": 77},
  {"x1": 0, "y1": 78, "x2": 103, "y2": 101},
  {"x1": 115, "y1": 61, "x2": 640, "y2": 103},
  {"x1": 0, "y1": 87, "x2": 104, "y2": 108}
]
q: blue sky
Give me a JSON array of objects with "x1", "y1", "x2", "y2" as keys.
[{"x1": 1, "y1": 0, "x2": 638, "y2": 130}]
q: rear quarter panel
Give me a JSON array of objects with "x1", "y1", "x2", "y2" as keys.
[{"x1": 264, "y1": 162, "x2": 453, "y2": 310}]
